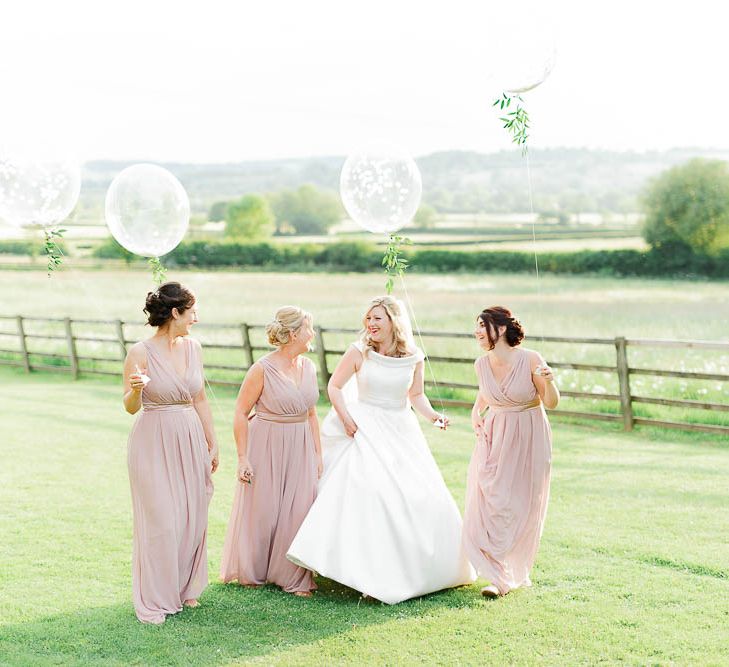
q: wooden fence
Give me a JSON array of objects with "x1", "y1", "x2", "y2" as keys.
[{"x1": 1, "y1": 315, "x2": 728, "y2": 435}]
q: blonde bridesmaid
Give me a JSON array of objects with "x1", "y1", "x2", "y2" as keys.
[
  {"x1": 123, "y1": 282, "x2": 218, "y2": 624},
  {"x1": 220, "y1": 306, "x2": 322, "y2": 596},
  {"x1": 462, "y1": 306, "x2": 559, "y2": 598}
]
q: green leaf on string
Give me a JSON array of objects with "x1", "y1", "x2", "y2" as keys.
[
  {"x1": 149, "y1": 257, "x2": 167, "y2": 286},
  {"x1": 493, "y1": 93, "x2": 530, "y2": 155},
  {"x1": 43, "y1": 227, "x2": 66, "y2": 276},
  {"x1": 382, "y1": 234, "x2": 411, "y2": 295}
]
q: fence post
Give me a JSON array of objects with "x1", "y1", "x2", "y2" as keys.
[
  {"x1": 315, "y1": 325, "x2": 330, "y2": 387},
  {"x1": 64, "y1": 317, "x2": 80, "y2": 380},
  {"x1": 115, "y1": 320, "x2": 127, "y2": 360},
  {"x1": 615, "y1": 336, "x2": 633, "y2": 431},
  {"x1": 240, "y1": 323, "x2": 254, "y2": 369},
  {"x1": 16, "y1": 316, "x2": 31, "y2": 372}
]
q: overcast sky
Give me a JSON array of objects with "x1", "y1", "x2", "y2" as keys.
[{"x1": 0, "y1": 0, "x2": 726, "y2": 162}]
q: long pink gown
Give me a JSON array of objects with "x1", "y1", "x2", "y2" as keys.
[
  {"x1": 220, "y1": 355, "x2": 319, "y2": 593},
  {"x1": 127, "y1": 337, "x2": 213, "y2": 624},
  {"x1": 462, "y1": 347, "x2": 552, "y2": 595}
]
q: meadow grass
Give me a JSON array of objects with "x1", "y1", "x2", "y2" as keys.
[
  {"x1": 2, "y1": 268, "x2": 727, "y2": 428},
  {"x1": 0, "y1": 366, "x2": 727, "y2": 666}
]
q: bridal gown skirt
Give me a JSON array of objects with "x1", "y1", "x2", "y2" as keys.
[{"x1": 287, "y1": 399, "x2": 475, "y2": 604}]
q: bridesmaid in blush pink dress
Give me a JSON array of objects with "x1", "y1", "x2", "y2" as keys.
[
  {"x1": 220, "y1": 306, "x2": 322, "y2": 597},
  {"x1": 462, "y1": 306, "x2": 560, "y2": 598},
  {"x1": 123, "y1": 282, "x2": 219, "y2": 624}
]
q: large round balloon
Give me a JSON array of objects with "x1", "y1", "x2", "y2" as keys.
[
  {"x1": 105, "y1": 164, "x2": 190, "y2": 258},
  {"x1": 486, "y1": 8, "x2": 557, "y2": 95},
  {"x1": 340, "y1": 146, "x2": 422, "y2": 235},
  {"x1": 0, "y1": 153, "x2": 81, "y2": 229}
]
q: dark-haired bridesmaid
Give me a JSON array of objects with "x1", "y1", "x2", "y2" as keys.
[
  {"x1": 122, "y1": 281, "x2": 219, "y2": 624},
  {"x1": 462, "y1": 306, "x2": 559, "y2": 598}
]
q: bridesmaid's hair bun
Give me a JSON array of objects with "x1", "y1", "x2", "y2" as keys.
[
  {"x1": 144, "y1": 282, "x2": 195, "y2": 327},
  {"x1": 265, "y1": 306, "x2": 312, "y2": 347},
  {"x1": 477, "y1": 306, "x2": 525, "y2": 349}
]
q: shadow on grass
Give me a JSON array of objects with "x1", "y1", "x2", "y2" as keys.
[{"x1": 0, "y1": 578, "x2": 485, "y2": 665}]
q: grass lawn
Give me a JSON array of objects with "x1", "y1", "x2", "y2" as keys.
[{"x1": 1, "y1": 366, "x2": 727, "y2": 666}]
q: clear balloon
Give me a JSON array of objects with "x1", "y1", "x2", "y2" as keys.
[
  {"x1": 0, "y1": 153, "x2": 81, "y2": 229},
  {"x1": 340, "y1": 146, "x2": 422, "y2": 235},
  {"x1": 105, "y1": 164, "x2": 190, "y2": 258},
  {"x1": 485, "y1": 7, "x2": 557, "y2": 95}
]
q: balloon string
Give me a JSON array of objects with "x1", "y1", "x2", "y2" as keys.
[
  {"x1": 203, "y1": 376, "x2": 228, "y2": 429},
  {"x1": 525, "y1": 150, "x2": 544, "y2": 344},
  {"x1": 398, "y1": 274, "x2": 446, "y2": 415}
]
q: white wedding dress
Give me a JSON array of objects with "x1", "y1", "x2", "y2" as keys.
[{"x1": 287, "y1": 341, "x2": 475, "y2": 604}]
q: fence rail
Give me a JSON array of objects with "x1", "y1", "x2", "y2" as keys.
[{"x1": 1, "y1": 315, "x2": 728, "y2": 435}]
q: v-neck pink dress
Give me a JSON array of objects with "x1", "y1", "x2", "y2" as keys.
[
  {"x1": 220, "y1": 355, "x2": 320, "y2": 593},
  {"x1": 127, "y1": 337, "x2": 214, "y2": 624},
  {"x1": 462, "y1": 347, "x2": 552, "y2": 595}
]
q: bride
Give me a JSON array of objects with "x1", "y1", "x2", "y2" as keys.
[{"x1": 287, "y1": 296, "x2": 474, "y2": 604}]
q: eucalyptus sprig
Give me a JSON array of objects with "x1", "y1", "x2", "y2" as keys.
[
  {"x1": 493, "y1": 93, "x2": 530, "y2": 154},
  {"x1": 149, "y1": 257, "x2": 167, "y2": 286},
  {"x1": 43, "y1": 227, "x2": 66, "y2": 276},
  {"x1": 382, "y1": 234, "x2": 411, "y2": 294}
]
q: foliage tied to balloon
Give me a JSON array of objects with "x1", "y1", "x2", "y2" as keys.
[
  {"x1": 105, "y1": 163, "x2": 190, "y2": 286},
  {"x1": 489, "y1": 13, "x2": 556, "y2": 152},
  {"x1": 0, "y1": 152, "x2": 81, "y2": 275},
  {"x1": 339, "y1": 147, "x2": 422, "y2": 293}
]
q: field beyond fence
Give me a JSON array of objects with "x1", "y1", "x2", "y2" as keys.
[{"x1": 2, "y1": 314, "x2": 728, "y2": 435}]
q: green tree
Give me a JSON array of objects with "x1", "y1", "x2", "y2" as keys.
[
  {"x1": 269, "y1": 185, "x2": 341, "y2": 235},
  {"x1": 641, "y1": 159, "x2": 729, "y2": 253},
  {"x1": 208, "y1": 201, "x2": 229, "y2": 222},
  {"x1": 225, "y1": 195, "x2": 275, "y2": 240},
  {"x1": 414, "y1": 204, "x2": 437, "y2": 229}
]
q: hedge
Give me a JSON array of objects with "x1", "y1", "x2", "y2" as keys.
[{"x1": 85, "y1": 238, "x2": 729, "y2": 279}]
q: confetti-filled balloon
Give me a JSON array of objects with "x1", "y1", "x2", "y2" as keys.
[
  {"x1": 0, "y1": 153, "x2": 81, "y2": 229},
  {"x1": 340, "y1": 147, "x2": 422, "y2": 235},
  {"x1": 105, "y1": 164, "x2": 190, "y2": 258}
]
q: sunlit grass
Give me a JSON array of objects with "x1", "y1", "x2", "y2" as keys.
[{"x1": 1, "y1": 366, "x2": 727, "y2": 665}]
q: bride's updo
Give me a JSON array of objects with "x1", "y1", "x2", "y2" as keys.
[
  {"x1": 360, "y1": 296, "x2": 413, "y2": 358},
  {"x1": 266, "y1": 305, "x2": 312, "y2": 347}
]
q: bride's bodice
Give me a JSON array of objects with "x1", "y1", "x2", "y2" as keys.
[{"x1": 353, "y1": 342, "x2": 424, "y2": 409}]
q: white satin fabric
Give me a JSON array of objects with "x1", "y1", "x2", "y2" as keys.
[{"x1": 287, "y1": 342, "x2": 475, "y2": 604}]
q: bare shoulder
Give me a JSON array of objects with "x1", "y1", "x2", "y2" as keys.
[{"x1": 345, "y1": 343, "x2": 364, "y2": 360}]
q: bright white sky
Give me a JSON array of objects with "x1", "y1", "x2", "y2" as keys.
[{"x1": 0, "y1": 0, "x2": 727, "y2": 162}]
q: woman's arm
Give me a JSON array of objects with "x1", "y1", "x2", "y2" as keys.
[
  {"x1": 327, "y1": 346, "x2": 362, "y2": 437},
  {"x1": 122, "y1": 343, "x2": 147, "y2": 415},
  {"x1": 529, "y1": 351, "x2": 560, "y2": 409},
  {"x1": 233, "y1": 362, "x2": 264, "y2": 483},
  {"x1": 409, "y1": 361, "x2": 447, "y2": 427}
]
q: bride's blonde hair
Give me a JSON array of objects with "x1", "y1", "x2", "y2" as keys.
[{"x1": 360, "y1": 296, "x2": 412, "y2": 358}]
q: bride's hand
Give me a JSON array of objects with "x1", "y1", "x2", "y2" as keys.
[
  {"x1": 316, "y1": 456, "x2": 324, "y2": 479},
  {"x1": 342, "y1": 415, "x2": 358, "y2": 437}
]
